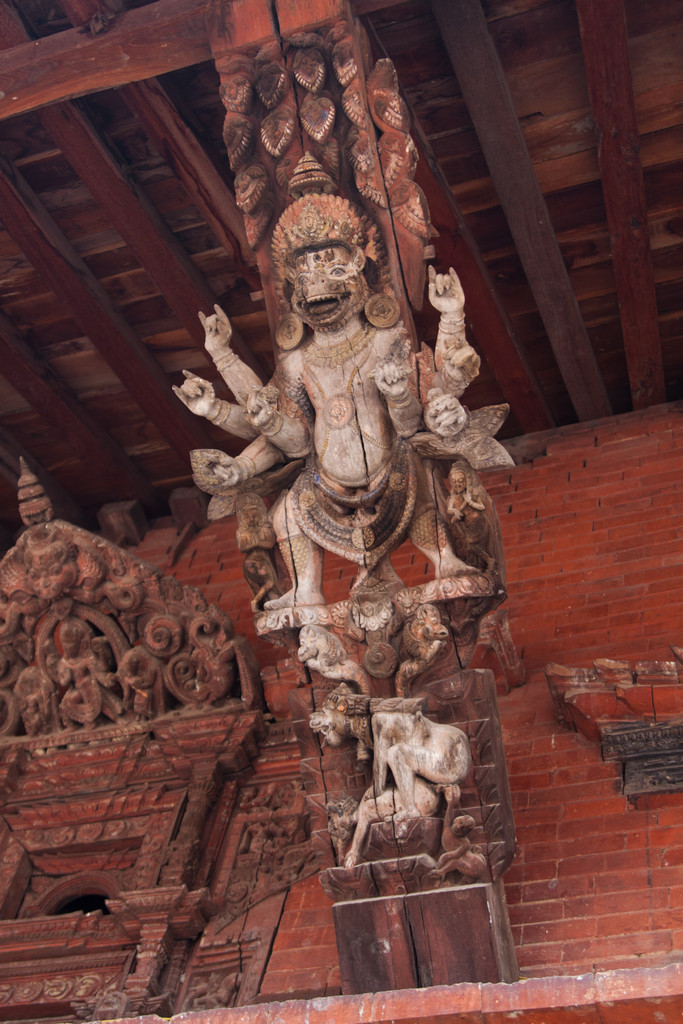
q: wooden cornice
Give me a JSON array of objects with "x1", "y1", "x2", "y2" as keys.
[
  {"x1": 576, "y1": 0, "x2": 666, "y2": 409},
  {"x1": 0, "y1": 311, "x2": 156, "y2": 507},
  {"x1": 0, "y1": 152, "x2": 213, "y2": 460},
  {"x1": 432, "y1": 0, "x2": 612, "y2": 423}
]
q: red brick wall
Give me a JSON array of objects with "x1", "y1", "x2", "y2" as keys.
[{"x1": 134, "y1": 401, "x2": 683, "y2": 994}]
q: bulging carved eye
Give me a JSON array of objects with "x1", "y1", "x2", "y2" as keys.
[{"x1": 337, "y1": 699, "x2": 348, "y2": 713}]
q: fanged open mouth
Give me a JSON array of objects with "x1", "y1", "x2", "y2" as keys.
[{"x1": 303, "y1": 293, "x2": 347, "y2": 315}]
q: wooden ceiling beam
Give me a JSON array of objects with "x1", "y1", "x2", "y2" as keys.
[
  {"x1": 0, "y1": 0, "x2": 416, "y2": 122},
  {"x1": 0, "y1": 0, "x2": 212, "y2": 121},
  {"x1": 576, "y1": 0, "x2": 666, "y2": 410},
  {"x1": 121, "y1": 78, "x2": 259, "y2": 285},
  {"x1": 364, "y1": 18, "x2": 554, "y2": 434},
  {"x1": 431, "y1": 0, "x2": 612, "y2": 423},
  {"x1": 0, "y1": 310, "x2": 156, "y2": 508},
  {"x1": 0, "y1": 152, "x2": 213, "y2": 461}
]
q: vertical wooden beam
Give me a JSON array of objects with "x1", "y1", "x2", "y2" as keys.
[
  {"x1": 576, "y1": 0, "x2": 666, "y2": 409},
  {"x1": 432, "y1": 0, "x2": 612, "y2": 422}
]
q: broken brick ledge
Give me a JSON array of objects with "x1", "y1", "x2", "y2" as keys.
[{"x1": 107, "y1": 962, "x2": 683, "y2": 1024}]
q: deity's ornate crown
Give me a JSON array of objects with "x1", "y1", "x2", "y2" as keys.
[{"x1": 271, "y1": 153, "x2": 389, "y2": 306}]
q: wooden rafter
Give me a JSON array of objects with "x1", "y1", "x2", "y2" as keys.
[
  {"x1": 431, "y1": 0, "x2": 612, "y2": 423},
  {"x1": 121, "y1": 79, "x2": 258, "y2": 286},
  {"x1": 0, "y1": 151, "x2": 213, "y2": 460},
  {"x1": 0, "y1": 311, "x2": 156, "y2": 507},
  {"x1": 363, "y1": 17, "x2": 554, "y2": 434},
  {"x1": 576, "y1": 0, "x2": 666, "y2": 409},
  {"x1": 0, "y1": 0, "x2": 264, "y2": 380}
]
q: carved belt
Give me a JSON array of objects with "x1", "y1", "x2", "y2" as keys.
[{"x1": 291, "y1": 439, "x2": 417, "y2": 569}]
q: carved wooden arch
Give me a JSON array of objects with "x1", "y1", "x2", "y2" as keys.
[
  {"x1": 0, "y1": 511, "x2": 263, "y2": 738},
  {"x1": 32, "y1": 872, "x2": 121, "y2": 917}
]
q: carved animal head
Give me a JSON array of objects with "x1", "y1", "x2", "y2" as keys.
[
  {"x1": 309, "y1": 682, "x2": 368, "y2": 748},
  {"x1": 297, "y1": 624, "x2": 346, "y2": 667},
  {"x1": 410, "y1": 603, "x2": 449, "y2": 643}
]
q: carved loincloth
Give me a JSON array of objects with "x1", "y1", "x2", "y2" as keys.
[{"x1": 291, "y1": 440, "x2": 417, "y2": 569}]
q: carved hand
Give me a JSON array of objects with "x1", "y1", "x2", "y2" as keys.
[
  {"x1": 199, "y1": 303, "x2": 233, "y2": 361},
  {"x1": 428, "y1": 265, "x2": 465, "y2": 317},
  {"x1": 172, "y1": 371, "x2": 218, "y2": 418},
  {"x1": 246, "y1": 386, "x2": 281, "y2": 435},
  {"x1": 424, "y1": 388, "x2": 468, "y2": 437},
  {"x1": 208, "y1": 453, "x2": 251, "y2": 487},
  {"x1": 372, "y1": 356, "x2": 411, "y2": 402}
]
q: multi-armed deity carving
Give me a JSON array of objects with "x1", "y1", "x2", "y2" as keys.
[
  {"x1": 176, "y1": 22, "x2": 516, "y2": 943},
  {"x1": 0, "y1": 463, "x2": 262, "y2": 739}
]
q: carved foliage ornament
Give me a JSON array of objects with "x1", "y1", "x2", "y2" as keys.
[{"x1": 0, "y1": 491, "x2": 262, "y2": 738}]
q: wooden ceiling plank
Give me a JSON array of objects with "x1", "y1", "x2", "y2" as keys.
[
  {"x1": 0, "y1": 309, "x2": 156, "y2": 507},
  {"x1": 0, "y1": 151, "x2": 213, "y2": 460},
  {"x1": 576, "y1": 0, "x2": 666, "y2": 410},
  {"x1": 431, "y1": 0, "x2": 612, "y2": 423},
  {"x1": 39, "y1": 100, "x2": 264, "y2": 381},
  {"x1": 2, "y1": 1, "x2": 263, "y2": 379},
  {"x1": 0, "y1": 426, "x2": 87, "y2": 528},
  {"x1": 364, "y1": 17, "x2": 554, "y2": 433},
  {"x1": 0, "y1": 0, "x2": 212, "y2": 121},
  {"x1": 120, "y1": 78, "x2": 258, "y2": 283}
]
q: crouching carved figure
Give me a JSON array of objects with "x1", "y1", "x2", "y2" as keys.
[{"x1": 310, "y1": 684, "x2": 480, "y2": 876}]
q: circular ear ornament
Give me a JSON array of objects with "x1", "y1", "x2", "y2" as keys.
[
  {"x1": 365, "y1": 293, "x2": 400, "y2": 328},
  {"x1": 276, "y1": 313, "x2": 305, "y2": 350}
]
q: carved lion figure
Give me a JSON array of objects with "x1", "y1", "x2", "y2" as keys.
[{"x1": 396, "y1": 602, "x2": 449, "y2": 695}]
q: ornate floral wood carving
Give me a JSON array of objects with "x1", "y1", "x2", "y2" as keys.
[{"x1": 0, "y1": 464, "x2": 263, "y2": 739}]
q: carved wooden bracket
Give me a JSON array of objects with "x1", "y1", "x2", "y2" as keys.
[{"x1": 546, "y1": 648, "x2": 683, "y2": 794}]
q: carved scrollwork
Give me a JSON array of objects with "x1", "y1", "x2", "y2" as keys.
[{"x1": 0, "y1": 510, "x2": 262, "y2": 736}]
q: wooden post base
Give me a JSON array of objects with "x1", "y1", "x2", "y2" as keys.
[{"x1": 333, "y1": 878, "x2": 518, "y2": 995}]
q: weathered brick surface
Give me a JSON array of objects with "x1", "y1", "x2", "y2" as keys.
[{"x1": 133, "y1": 402, "x2": 683, "y2": 994}]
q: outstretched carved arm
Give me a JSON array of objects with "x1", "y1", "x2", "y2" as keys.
[
  {"x1": 173, "y1": 372, "x2": 259, "y2": 440},
  {"x1": 200, "y1": 304, "x2": 264, "y2": 405},
  {"x1": 429, "y1": 267, "x2": 481, "y2": 398}
]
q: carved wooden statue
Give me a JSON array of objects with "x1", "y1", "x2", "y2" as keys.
[{"x1": 174, "y1": 24, "x2": 519, "y2": 991}]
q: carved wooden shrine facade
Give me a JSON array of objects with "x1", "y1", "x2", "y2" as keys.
[{"x1": 0, "y1": 471, "x2": 315, "y2": 1021}]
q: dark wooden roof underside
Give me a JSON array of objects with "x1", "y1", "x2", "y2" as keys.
[{"x1": 0, "y1": 0, "x2": 680, "y2": 534}]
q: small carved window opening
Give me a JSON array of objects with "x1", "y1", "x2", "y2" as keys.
[{"x1": 54, "y1": 893, "x2": 111, "y2": 916}]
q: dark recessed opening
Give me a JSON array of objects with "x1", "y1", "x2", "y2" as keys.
[{"x1": 55, "y1": 893, "x2": 110, "y2": 916}]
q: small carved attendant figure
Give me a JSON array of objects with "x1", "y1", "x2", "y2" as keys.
[
  {"x1": 235, "y1": 492, "x2": 281, "y2": 611},
  {"x1": 396, "y1": 603, "x2": 449, "y2": 696},
  {"x1": 446, "y1": 459, "x2": 496, "y2": 573},
  {"x1": 56, "y1": 618, "x2": 123, "y2": 729}
]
